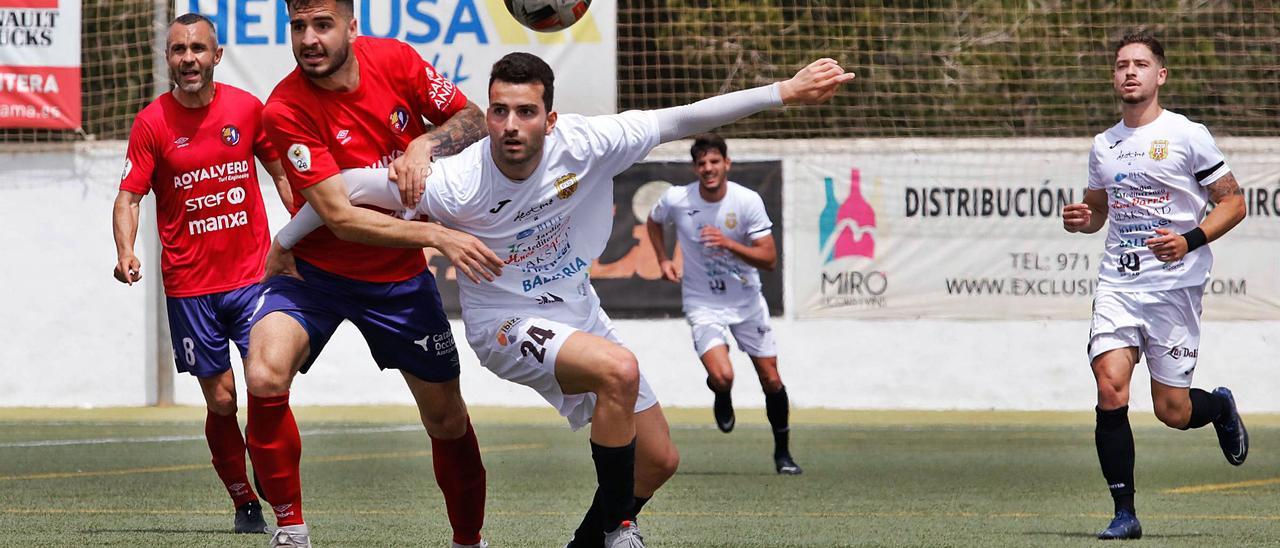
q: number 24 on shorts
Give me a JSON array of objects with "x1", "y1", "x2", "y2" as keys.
[{"x1": 520, "y1": 325, "x2": 557, "y2": 363}]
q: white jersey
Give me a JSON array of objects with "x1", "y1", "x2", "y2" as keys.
[
  {"x1": 1087, "y1": 110, "x2": 1230, "y2": 291},
  {"x1": 419, "y1": 111, "x2": 660, "y2": 327},
  {"x1": 649, "y1": 181, "x2": 773, "y2": 309}
]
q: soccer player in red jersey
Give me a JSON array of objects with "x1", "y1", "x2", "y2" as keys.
[
  {"x1": 247, "y1": 1, "x2": 501, "y2": 546},
  {"x1": 111, "y1": 13, "x2": 291, "y2": 535}
]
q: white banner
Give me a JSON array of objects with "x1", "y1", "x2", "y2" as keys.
[
  {"x1": 0, "y1": 0, "x2": 80, "y2": 128},
  {"x1": 177, "y1": 0, "x2": 616, "y2": 114},
  {"x1": 788, "y1": 139, "x2": 1280, "y2": 320}
]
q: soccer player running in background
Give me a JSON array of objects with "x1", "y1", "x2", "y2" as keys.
[
  {"x1": 645, "y1": 133, "x2": 803, "y2": 476},
  {"x1": 111, "y1": 13, "x2": 292, "y2": 535},
  {"x1": 248, "y1": 1, "x2": 501, "y2": 547},
  {"x1": 269, "y1": 52, "x2": 851, "y2": 547},
  {"x1": 644, "y1": 134, "x2": 801, "y2": 475},
  {"x1": 1062, "y1": 30, "x2": 1248, "y2": 540}
]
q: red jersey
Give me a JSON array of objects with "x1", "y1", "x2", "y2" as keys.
[
  {"x1": 263, "y1": 36, "x2": 468, "y2": 282},
  {"x1": 121, "y1": 83, "x2": 277, "y2": 298}
]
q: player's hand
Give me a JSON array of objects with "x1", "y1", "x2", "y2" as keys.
[
  {"x1": 1146, "y1": 228, "x2": 1189, "y2": 263},
  {"x1": 658, "y1": 259, "x2": 681, "y2": 283},
  {"x1": 388, "y1": 139, "x2": 433, "y2": 208},
  {"x1": 432, "y1": 226, "x2": 504, "y2": 284},
  {"x1": 113, "y1": 255, "x2": 142, "y2": 285},
  {"x1": 1062, "y1": 203, "x2": 1092, "y2": 232},
  {"x1": 779, "y1": 58, "x2": 855, "y2": 106},
  {"x1": 700, "y1": 225, "x2": 732, "y2": 250},
  {"x1": 263, "y1": 240, "x2": 303, "y2": 281}
]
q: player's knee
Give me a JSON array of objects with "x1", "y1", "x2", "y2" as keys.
[
  {"x1": 244, "y1": 353, "x2": 291, "y2": 396},
  {"x1": 419, "y1": 401, "x2": 468, "y2": 438},
  {"x1": 759, "y1": 375, "x2": 783, "y2": 394},
  {"x1": 1095, "y1": 381, "x2": 1129, "y2": 408},
  {"x1": 707, "y1": 371, "x2": 734, "y2": 391},
  {"x1": 206, "y1": 389, "x2": 237, "y2": 416},
  {"x1": 597, "y1": 348, "x2": 640, "y2": 399}
]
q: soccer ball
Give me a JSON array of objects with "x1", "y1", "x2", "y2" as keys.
[{"x1": 504, "y1": 0, "x2": 592, "y2": 33}]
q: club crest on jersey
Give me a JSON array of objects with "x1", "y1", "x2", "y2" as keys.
[
  {"x1": 724, "y1": 212, "x2": 738, "y2": 229},
  {"x1": 389, "y1": 106, "x2": 410, "y2": 134},
  {"x1": 288, "y1": 143, "x2": 311, "y2": 172},
  {"x1": 554, "y1": 173, "x2": 579, "y2": 200},
  {"x1": 220, "y1": 125, "x2": 240, "y2": 146},
  {"x1": 496, "y1": 317, "x2": 522, "y2": 346},
  {"x1": 1149, "y1": 139, "x2": 1169, "y2": 161}
]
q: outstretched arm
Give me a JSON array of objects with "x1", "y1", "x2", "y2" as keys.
[{"x1": 654, "y1": 58, "x2": 854, "y2": 143}]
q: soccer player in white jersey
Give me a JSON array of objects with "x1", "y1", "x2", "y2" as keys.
[
  {"x1": 269, "y1": 52, "x2": 852, "y2": 547},
  {"x1": 1061, "y1": 30, "x2": 1248, "y2": 540},
  {"x1": 644, "y1": 133, "x2": 800, "y2": 475}
]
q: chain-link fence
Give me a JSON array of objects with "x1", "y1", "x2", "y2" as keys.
[{"x1": 4, "y1": 2, "x2": 1279, "y2": 143}]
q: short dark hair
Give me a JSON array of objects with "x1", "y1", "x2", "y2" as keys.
[
  {"x1": 490, "y1": 52, "x2": 555, "y2": 110},
  {"x1": 171, "y1": 13, "x2": 218, "y2": 47},
  {"x1": 1115, "y1": 30, "x2": 1166, "y2": 66},
  {"x1": 287, "y1": 0, "x2": 354, "y2": 17},
  {"x1": 690, "y1": 133, "x2": 728, "y2": 162}
]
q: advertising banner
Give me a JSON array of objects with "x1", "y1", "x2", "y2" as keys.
[
  {"x1": 790, "y1": 140, "x2": 1280, "y2": 320},
  {"x1": 0, "y1": 0, "x2": 80, "y2": 128},
  {"x1": 422, "y1": 160, "x2": 784, "y2": 318},
  {"x1": 177, "y1": 0, "x2": 616, "y2": 115}
]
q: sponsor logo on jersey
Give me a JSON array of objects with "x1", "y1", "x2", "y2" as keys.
[
  {"x1": 173, "y1": 161, "x2": 252, "y2": 189},
  {"x1": 185, "y1": 186, "x2": 246, "y2": 212},
  {"x1": 288, "y1": 143, "x2": 311, "y2": 172},
  {"x1": 1108, "y1": 139, "x2": 1124, "y2": 149},
  {"x1": 513, "y1": 198, "x2": 554, "y2": 222},
  {"x1": 389, "y1": 106, "x2": 410, "y2": 134},
  {"x1": 424, "y1": 65, "x2": 458, "y2": 111},
  {"x1": 220, "y1": 125, "x2": 240, "y2": 146},
  {"x1": 724, "y1": 212, "x2": 738, "y2": 229},
  {"x1": 120, "y1": 158, "x2": 132, "y2": 181},
  {"x1": 496, "y1": 317, "x2": 521, "y2": 346},
  {"x1": 686, "y1": 209, "x2": 700, "y2": 216},
  {"x1": 174, "y1": 136, "x2": 190, "y2": 148},
  {"x1": 521, "y1": 257, "x2": 588, "y2": 292},
  {"x1": 490, "y1": 199, "x2": 512, "y2": 214},
  {"x1": 335, "y1": 129, "x2": 352, "y2": 145},
  {"x1": 1149, "y1": 139, "x2": 1169, "y2": 161},
  {"x1": 188, "y1": 210, "x2": 249, "y2": 235},
  {"x1": 554, "y1": 173, "x2": 579, "y2": 200}
]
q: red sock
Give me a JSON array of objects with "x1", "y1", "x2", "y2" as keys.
[
  {"x1": 246, "y1": 392, "x2": 304, "y2": 526},
  {"x1": 430, "y1": 419, "x2": 486, "y2": 545},
  {"x1": 205, "y1": 410, "x2": 258, "y2": 507}
]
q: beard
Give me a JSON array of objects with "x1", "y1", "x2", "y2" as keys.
[
  {"x1": 297, "y1": 42, "x2": 350, "y2": 79},
  {"x1": 171, "y1": 65, "x2": 213, "y2": 94}
]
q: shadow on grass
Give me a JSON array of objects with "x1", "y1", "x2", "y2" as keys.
[{"x1": 1024, "y1": 531, "x2": 1208, "y2": 539}]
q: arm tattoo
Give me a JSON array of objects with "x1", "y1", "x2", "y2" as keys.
[
  {"x1": 1206, "y1": 172, "x2": 1243, "y2": 204},
  {"x1": 427, "y1": 103, "x2": 486, "y2": 157}
]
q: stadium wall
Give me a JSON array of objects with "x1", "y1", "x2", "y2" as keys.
[{"x1": 2, "y1": 140, "x2": 1277, "y2": 412}]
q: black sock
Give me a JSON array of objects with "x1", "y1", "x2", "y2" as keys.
[
  {"x1": 628, "y1": 496, "x2": 650, "y2": 522},
  {"x1": 1095, "y1": 406, "x2": 1136, "y2": 515},
  {"x1": 1183, "y1": 388, "x2": 1225, "y2": 430},
  {"x1": 589, "y1": 439, "x2": 637, "y2": 533},
  {"x1": 569, "y1": 493, "x2": 607, "y2": 548},
  {"x1": 765, "y1": 386, "x2": 791, "y2": 457}
]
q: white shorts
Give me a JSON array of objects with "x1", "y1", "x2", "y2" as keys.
[
  {"x1": 685, "y1": 294, "x2": 777, "y2": 358},
  {"x1": 465, "y1": 307, "x2": 658, "y2": 430},
  {"x1": 1088, "y1": 285, "x2": 1204, "y2": 388}
]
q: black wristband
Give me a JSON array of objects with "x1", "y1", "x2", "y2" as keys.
[{"x1": 1181, "y1": 227, "x2": 1208, "y2": 252}]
